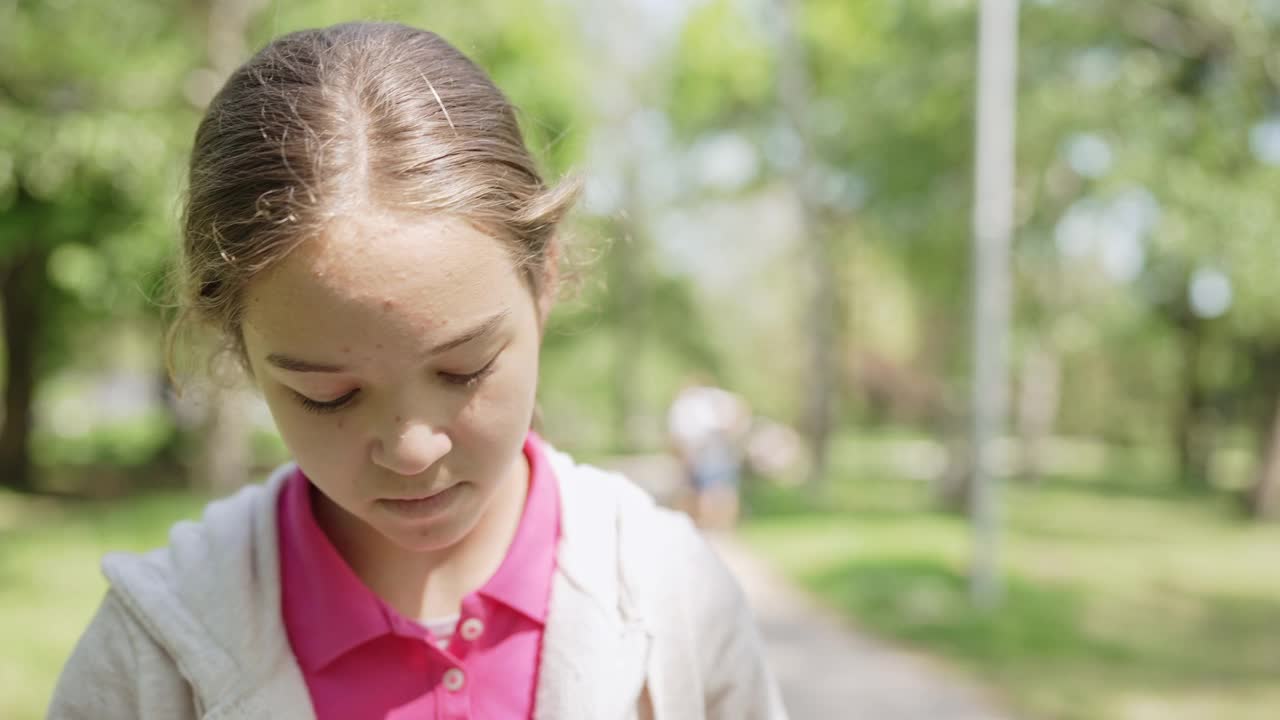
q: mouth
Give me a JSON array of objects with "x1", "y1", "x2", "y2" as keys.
[
  {"x1": 384, "y1": 485, "x2": 453, "y2": 502},
  {"x1": 377, "y1": 483, "x2": 464, "y2": 519}
]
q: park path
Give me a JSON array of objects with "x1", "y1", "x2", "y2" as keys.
[
  {"x1": 603, "y1": 453, "x2": 1018, "y2": 720},
  {"x1": 709, "y1": 532, "x2": 1016, "y2": 720}
]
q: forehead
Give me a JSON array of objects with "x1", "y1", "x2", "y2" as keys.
[{"x1": 242, "y1": 211, "x2": 522, "y2": 350}]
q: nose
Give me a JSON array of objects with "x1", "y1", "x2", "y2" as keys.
[{"x1": 371, "y1": 417, "x2": 452, "y2": 476}]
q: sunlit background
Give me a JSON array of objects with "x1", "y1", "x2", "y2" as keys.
[{"x1": 3, "y1": 1, "x2": 1280, "y2": 718}]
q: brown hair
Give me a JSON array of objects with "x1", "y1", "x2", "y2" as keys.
[{"x1": 168, "y1": 21, "x2": 578, "y2": 381}]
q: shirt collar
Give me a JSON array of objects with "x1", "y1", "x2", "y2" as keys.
[
  {"x1": 477, "y1": 432, "x2": 561, "y2": 624},
  {"x1": 277, "y1": 467, "x2": 394, "y2": 672}
]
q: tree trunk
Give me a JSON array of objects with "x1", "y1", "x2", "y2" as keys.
[
  {"x1": 1016, "y1": 342, "x2": 1060, "y2": 482},
  {"x1": 194, "y1": 377, "x2": 253, "y2": 494},
  {"x1": 182, "y1": 0, "x2": 266, "y2": 493},
  {"x1": 1173, "y1": 312, "x2": 1213, "y2": 489},
  {"x1": 773, "y1": 0, "x2": 838, "y2": 495},
  {"x1": 0, "y1": 247, "x2": 50, "y2": 493},
  {"x1": 1249, "y1": 392, "x2": 1280, "y2": 520},
  {"x1": 804, "y1": 216, "x2": 837, "y2": 492},
  {"x1": 937, "y1": 424, "x2": 974, "y2": 510}
]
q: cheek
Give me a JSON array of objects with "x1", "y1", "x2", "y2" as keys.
[
  {"x1": 455, "y1": 351, "x2": 539, "y2": 442},
  {"x1": 264, "y1": 392, "x2": 361, "y2": 468}
]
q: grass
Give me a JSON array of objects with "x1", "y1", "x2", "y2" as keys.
[
  {"x1": 0, "y1": 488, "x2": 207, "y2": 720},
  {"x1": 740, "y1": 434, "x2": 1280, "y2": 720}
]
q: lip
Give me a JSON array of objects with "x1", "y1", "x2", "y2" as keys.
[{"x1": 377, "y1": 483, "x2": 464, "y2": 520}]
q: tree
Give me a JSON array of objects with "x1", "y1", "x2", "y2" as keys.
[{"x1": 0, "y1": 0, "x2": 197, "y2": 491}]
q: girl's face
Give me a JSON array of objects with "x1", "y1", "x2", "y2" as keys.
[{"x1": 242, "y1": 210, "x2": 548, "y2": 553}]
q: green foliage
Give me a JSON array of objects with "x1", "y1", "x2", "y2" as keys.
[
  {"x1": 30, "y1": 412, "x2": 174, "y2": 469},
  {"x1": 668, "y1": 0, "x2": 774, "y2": 136}
]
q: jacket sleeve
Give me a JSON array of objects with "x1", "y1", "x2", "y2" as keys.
[
  {"x1": 47, "y1": 591, "x2": 196, "y2": 720},
  {"x1": 681, "y1": 523, "x2": 789, "y2": 720}
]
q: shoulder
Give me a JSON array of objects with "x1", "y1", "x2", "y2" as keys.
[
  {"x1": 50, "y1": 590, "x2": 197, "y2": 719},
  {"x1": 544, "y1": 444, "x2": 737, "y2": 602},
  {"x1": 89, "y1": 463, "x2": 297, "y2": 702},
  {"x1": 102, "y1": 464, "x2": 290, "y2": 599},
  {"x1": 545, "y1": 445, "x2": 696, "y2": 554},
  {"x1": 545, "y1": 446, "x2": 656, "y2": 510}
]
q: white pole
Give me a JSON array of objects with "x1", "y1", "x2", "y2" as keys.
[{"x1": 970, "y1": 0, "x2": 1019, "y2": 609}]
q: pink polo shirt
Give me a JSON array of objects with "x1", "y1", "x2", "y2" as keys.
[{"x1": 277, "y1": 433, "x2": 561, "y2": 720}]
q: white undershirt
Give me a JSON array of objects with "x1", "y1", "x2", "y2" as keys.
[{"x1": 422, "y1": 613, "x2": 460, "y2": 650}]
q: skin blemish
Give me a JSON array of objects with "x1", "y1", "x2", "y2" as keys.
[
  {"x1": 341, "y1": 345, "x2": 351, "y2": 353},
  {"x1": 382, "y1": 299, "x2": 394, "y2": 311},
  {"x1": 376, "y1": 343, "x2": 384, "y2": 349},
  {"x1": 337, "y1": 419, "x2": 344, "y2": 429},
  {"x1": 395, "y1": 415, "x2": 402, "y2": 423}
]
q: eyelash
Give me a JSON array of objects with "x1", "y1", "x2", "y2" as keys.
[
  {"x1": 440, "y1": 354, "x2": 500, "y2": 388},
  {"x1": 296, "y1": 389, "x2": 358, "y2": 415},
  {"x1": 293, "y1": 356, "x2": 499, "y2": 415}
]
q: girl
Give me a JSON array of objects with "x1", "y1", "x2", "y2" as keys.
[{"x1": 49, "y1": 21, "x2": 786, "y2": 720}]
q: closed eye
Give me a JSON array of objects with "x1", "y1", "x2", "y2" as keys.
[
  {"x1": 440, "y1": 354, "x2": 499, "y2": 388},
  {"x1": 294, "y1": 389, "x2": 359, "y2": 414}
]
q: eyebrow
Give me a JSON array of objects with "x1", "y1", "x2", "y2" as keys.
[{"x1": 266, "y1": 308, "x2": 511, "y2": 374}]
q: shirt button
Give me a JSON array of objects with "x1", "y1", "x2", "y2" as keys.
[
  {"x1": 443, "y1": 667, "x2": 466, "y2": 692},
  {"x1": 459, "y1": 617, "x2": 485, "y2": 642}
]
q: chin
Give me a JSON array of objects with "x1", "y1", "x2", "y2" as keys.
[{"x1": 382, "y1": 513, "x2": 478, "y2": 553}]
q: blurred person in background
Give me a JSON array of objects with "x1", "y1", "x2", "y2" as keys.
[
  {"x1": 48, "y1": 22, "x2": 785, "y2": 720},
  {"x1": 667, "y1": 376, "x2": 752, "y2": 530}
]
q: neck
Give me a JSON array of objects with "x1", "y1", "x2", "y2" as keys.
[{"x1": 316, "y1": 452, "x2": 531, "y2": 622}]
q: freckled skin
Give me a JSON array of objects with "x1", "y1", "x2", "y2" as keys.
[{"x1": 240, "y1": 209, "x2": 551, "y2": 615}]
